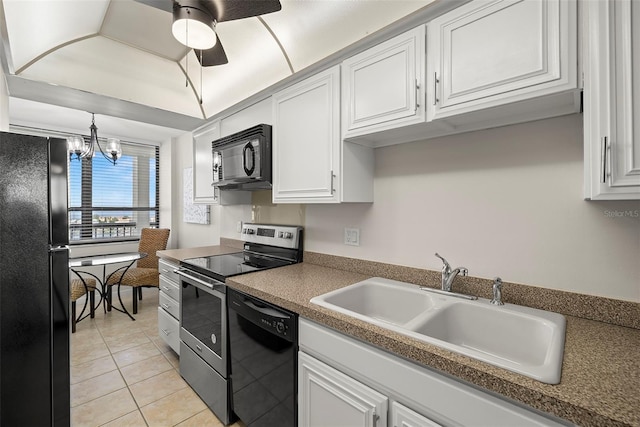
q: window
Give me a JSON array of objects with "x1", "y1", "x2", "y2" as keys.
[{"x1": 68, "y1": 141, "x2": 159, "y2": 243}]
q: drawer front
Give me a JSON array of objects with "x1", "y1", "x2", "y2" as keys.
[
  {"x1": 159, "y1": 292, "x2": 180, "y2": 320},
  {"x1": 158, "y1": 307, "x2": 180, "y2": 354},
  {"x1": 159, "y1": 275, "x2": 180, "y2": 302},
  {"x1": 158, "y1": 259, "x2": 179, "y2": 283}
]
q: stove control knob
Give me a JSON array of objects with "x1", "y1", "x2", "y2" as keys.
[
  {"x1": 281, "y1": 232, "x2": 293, "y2": 239},
  {"x1": 245, "y1": 228, "x2": 255, "y2": 235},
  {"x1": 278, "y1": 231, "x2": 284, "y2": 238},
  {"x1": 275, "y1": 322, "x2": 285, "y2": 334}
]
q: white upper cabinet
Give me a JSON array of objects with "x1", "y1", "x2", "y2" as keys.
[
  {"x1": 583, "y1": 0, "x2": 640, "y2": 200},
  {"x1": 427, "y1": 0, "x2": 578, "y2": 122},
  {"x1": 272, "y1": 65, "x2": 373, "y2": 204},
  {"x1": 192, "y1": 120, "x2": 251, "y2": 205},
  {"x1": 342, "y1": 25, "x2": 425, "y2": 138},
  {"x1": 192, "y1": 121, "x2": 220, "y2": 204}
]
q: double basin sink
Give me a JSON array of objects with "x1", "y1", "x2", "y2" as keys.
[{"x1": 310, "y1": 277, "x2": 566, "y2": 384}]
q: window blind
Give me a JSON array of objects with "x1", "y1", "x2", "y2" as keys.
[{"x1": 68, "y1": 141, "x2": 159, "y2": 243}]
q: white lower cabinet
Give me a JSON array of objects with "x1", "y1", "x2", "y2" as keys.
[
  {"x1": 299, "y1": 318, "x2": 568, "y2": 427},
  {"x1": 391, "y1": 402, "x2": 442, "y2": 427},
  {"x1": 158, "y1": 259, "x2": 180, "y2": 355},
  {"x1": 157, "y1": 307, "x2": 180, "y2": 354},
  {"x1": 299, "y1": 351, "x2": 388, "y2": 427}
]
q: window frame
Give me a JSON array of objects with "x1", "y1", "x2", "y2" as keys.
[{"x1": 67, "y1": 141, "x2": 160, "y2": 245}]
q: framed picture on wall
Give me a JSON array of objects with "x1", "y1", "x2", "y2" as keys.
[{"x1": 183, "y1": 167, "x2": 210, "y2": 224}]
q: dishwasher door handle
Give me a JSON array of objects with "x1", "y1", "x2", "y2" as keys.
[{"x1": 241, "y1": 298, "x2": 289, "y2": 319}]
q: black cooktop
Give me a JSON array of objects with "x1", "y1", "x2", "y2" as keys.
[{"x1": 181, "y1": 251, "x2": 293, "y2": 281}]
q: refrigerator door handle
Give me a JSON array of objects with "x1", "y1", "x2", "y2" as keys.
[{"x1": 49, "y1": 245, "x2": 70, "y2": 252}]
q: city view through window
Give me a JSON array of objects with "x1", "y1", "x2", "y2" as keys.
[{"x1": 68, "y1": 143, "x2": 159, "y2": 242}]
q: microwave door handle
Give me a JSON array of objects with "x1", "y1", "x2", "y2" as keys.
[
  {"x1": 243, "y1": 142, "x2": 255, "y2": 176},
  {"x1": 212, "y1": 151, "x2": 222, "y2": 183}
]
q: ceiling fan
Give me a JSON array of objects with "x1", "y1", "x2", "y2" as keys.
[{"x1": 134, "y1": 0, "x2": 282, "y2": 66}]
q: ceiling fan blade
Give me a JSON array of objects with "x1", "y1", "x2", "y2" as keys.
[
  {"x1": 208, "y1": 0, "x2": 282, "y2": 22},
  {"x1": 195, "y1": 42, "x2": 228, "y2": 66},
  {"x1": 132, "y1": 0, "x2": 173, "y2": 13}
]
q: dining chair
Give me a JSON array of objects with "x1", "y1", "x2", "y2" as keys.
[
  {"x1": 70, "y1": 277, "x2": 97, "y2": 333},
  {"x1": 105, "y1": 228, "x2": 170, "y2": 314}
]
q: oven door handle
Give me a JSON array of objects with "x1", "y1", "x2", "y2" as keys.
[{"x1": 175, "y1": 269, "x2": 225, "y2": 296}]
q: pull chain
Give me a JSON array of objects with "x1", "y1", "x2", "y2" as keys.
[
  {"x1": 199, "y1": 50, "x2": 203, "y2": 104},
  {"x1": 185, "y1": 9, "x2": 190, "y2": 87}
]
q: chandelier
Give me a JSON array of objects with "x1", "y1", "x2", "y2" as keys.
[{"x1": 67, "y1": 113, "x2": 122, "y2": 165}]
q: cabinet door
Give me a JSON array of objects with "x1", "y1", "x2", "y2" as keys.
[
  {"x1": 391, "y1": 402, "x2": 442, "y2": 427},
  {"x1": 192, "y1": 121, "x2": 220, "y2": 204},
  {"x1": 343, "y1": 26, "x2": 425, "y2": 137},
  {"x1": 584, "y1": 0, "x2": 640, "y2": 199},
  {"x1": 272, "y1": 66, "x2": 341, "y2": 203},
  {"x1": 427, "y1": 0, "x2": 577, "y2": 120},
  {"x1": 299, "y1": 352, "x2": 388, "y2": 427}
]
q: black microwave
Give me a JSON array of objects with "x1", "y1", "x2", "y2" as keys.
[{"x1": 211, "y1": 124, "x2": 272, "y2": 190}]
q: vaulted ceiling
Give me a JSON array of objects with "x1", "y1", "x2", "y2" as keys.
[{"x1": 1, "y1": 0, "x2": 434, "y2": 140}]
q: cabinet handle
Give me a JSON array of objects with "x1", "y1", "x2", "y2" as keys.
[
  {"x1": 373, "y1": 410, "x2": 379, "y2": 427},
  {"x1": 601, "y1": 136, "x2": 608, "y2": 184},
  {"x1": 162, "y1": 303, "x2": 170, "y2": 309},
  {"x1": 161, "y1": 329, "x2": 170, "y2": 336},
  {"x1": 330, "y1": 170, "x2": 336, "y2": 194},
  {"x1": 433, "y1": 72, "x2": 440, "y2": 106},
  {"x1": 415, "y1": 79, "x2": 420, "y2": 111}
]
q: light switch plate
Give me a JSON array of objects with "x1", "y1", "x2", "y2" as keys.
[{"x1": 344, "y1": 227, "x2": 360, "y2": 246}]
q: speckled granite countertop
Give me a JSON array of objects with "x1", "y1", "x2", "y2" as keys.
[{"x1": 227, "y1": 263, "x2": 640, "y2": 427}]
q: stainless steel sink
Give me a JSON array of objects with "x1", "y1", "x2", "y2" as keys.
[{"x1": 311, "y1": 277, "x2": 566, "y2": 384}]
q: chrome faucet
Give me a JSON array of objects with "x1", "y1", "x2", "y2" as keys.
[
  {"x1": 491, "y1": 277, "x2": 504, "y2": 305},
  {"x1": 434, "y1": 253, "x2": 468, "y2": 292}
]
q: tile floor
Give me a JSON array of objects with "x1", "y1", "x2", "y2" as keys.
[{"x1": 71, "y1": 287, "x2": 245, "y2": 427}]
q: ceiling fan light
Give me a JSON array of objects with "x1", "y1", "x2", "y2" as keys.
[{"x1": 172, "y1": 6, "x2": 217, "y2": 50}]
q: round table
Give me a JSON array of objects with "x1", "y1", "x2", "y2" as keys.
[{"x1": 69, "y1": 251, "x2": 147, "y2": 322}]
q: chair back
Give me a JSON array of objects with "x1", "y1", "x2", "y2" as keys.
[{"x1": 137, "y1": 228, "x2": 170, "y2": 269}]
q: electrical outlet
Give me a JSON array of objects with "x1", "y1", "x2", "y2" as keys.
[
  {"x1": 236, "y1": 221, "x2": 243, "y2": 233},
  {"x1": 344, "y1": 227, "x2": 360, "y2": 246}
]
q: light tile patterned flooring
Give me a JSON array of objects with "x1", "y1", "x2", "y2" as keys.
[{"x1": 71, "y1": 287, "x2": 245, "y2": 427}]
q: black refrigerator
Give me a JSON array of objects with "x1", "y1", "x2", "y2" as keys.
[{"x1": 0, "y1": 131, "x2": 70, "y2": 426}]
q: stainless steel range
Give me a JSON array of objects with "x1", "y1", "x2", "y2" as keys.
[{"x1": 175, "y1": 224, "x2": 303, "y2": 425}]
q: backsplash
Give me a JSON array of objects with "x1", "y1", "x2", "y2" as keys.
[{"x1": 250, "y1": 190, "x2": 305, "y2": 226}]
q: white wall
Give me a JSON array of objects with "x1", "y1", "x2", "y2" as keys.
[
  {"x1": 305, "y1": 114, "x2": 640, "y2": 302},
  {"x1": 172, "y1": 131, "x2": 227, "y2": 248},
  {"x1": 159, "y1": 138, "x2": 175, "y2": 248},
  {"x1": 0, "y1": 71, "x2": 9, "y2": 131}
]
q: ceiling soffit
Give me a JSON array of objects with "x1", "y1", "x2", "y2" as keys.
[{"x1": 1, "y1": 0, "x2": 437, "y2": 127}]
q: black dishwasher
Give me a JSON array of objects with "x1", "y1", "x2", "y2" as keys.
[{"x1": 227, "y1": 288, "x2": 298, "y2": 427}]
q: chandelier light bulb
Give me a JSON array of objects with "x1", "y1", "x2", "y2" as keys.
[{"x1": 105, "y1": 138, "x2": 123, "y2": 162}]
